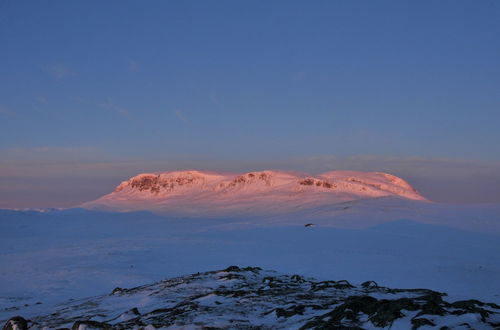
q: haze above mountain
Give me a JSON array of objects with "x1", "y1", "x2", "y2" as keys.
[{"x1": 82, "y1": 170, "x2": 427, "y2": 216}]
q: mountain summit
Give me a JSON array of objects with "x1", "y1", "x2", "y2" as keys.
[{"x1": 82, "y1": 170, "x2": 427, "y2": 216}]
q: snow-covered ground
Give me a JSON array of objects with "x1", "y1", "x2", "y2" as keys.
[
  {"x1": 9, "y1": 267, "x2": 500, "y2": 329},
  {"x1": 1, "y1": 200, "x2": 500, "y2": 326}
]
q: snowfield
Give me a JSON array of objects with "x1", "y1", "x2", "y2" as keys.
[
  {"x1": 1, "y1": 202, "x2": 500, "y2": 328},
  {"x1": 1, "y1": 170, "x2": 500, "y2": 328}
]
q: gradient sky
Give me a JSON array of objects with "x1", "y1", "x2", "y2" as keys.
[{"x1": 1, "y1": 0, "x2": 499, "y2": 208}]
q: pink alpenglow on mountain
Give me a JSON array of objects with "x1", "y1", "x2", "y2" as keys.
[{"x1": 82, "y1": 170, "x2": 427, "y2": 216}]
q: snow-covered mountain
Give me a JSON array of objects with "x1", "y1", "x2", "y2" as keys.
[{"x1": 82, "y1": 170, "x2": 427, "y2": 215}]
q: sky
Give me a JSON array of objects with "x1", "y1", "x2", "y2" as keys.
[{"x1": 0, "y1": 0, "x2": 499, "y2": 208}]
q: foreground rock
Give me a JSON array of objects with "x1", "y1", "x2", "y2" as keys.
[{"x1": 3, "y1": 267, "x2": 500, "y2": 329}]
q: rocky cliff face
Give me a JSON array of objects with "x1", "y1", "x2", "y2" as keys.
[
  {"x1": 4, "y1": 267, "x2": 499, "y2": 329},
  {"x1": 113, "y1": 171, "x2": 222, "y2": 194}
]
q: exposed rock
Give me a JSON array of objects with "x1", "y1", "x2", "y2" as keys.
[
  {"x1": 299, "y1": 178, "x2": 315, "y2": 186},
  {"x1": 411, "y1": 317, "x2": 435, "y2": 329},
  {"x1": 4, "y1": 268, "x2": 499, "y2": 329},
  {"x1": 361, "y1": 280, "x2": 378, "y2": 288},
  {"x1": 71, "y1": 320, "x2": 111, "y2": 329},
  {"x1": 2, "y1": 316, "x2": 28, "y2": 330},
  {"x1": 111, "y1": 287, "x2": 125, "y2": 295}
]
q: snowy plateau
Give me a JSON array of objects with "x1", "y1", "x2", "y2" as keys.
[{"x1": 1, "y1": 170, "x2": 500, "y2": 329}]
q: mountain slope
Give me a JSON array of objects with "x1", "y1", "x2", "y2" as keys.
[
  {"x1": 5, "y1": 266, "x2": 499, "y2": 329},
  {"x1": 81, "y1": 170, "x2": 427, "y2": 215}
]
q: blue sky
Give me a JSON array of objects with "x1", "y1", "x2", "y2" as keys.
[{"x1": 1, "y1": 1, "x2": 499, "y2": 207}]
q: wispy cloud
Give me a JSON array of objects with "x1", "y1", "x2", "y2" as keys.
[
  {"x1": 99, "y1": 98, "x2": 130, "y2": 117},
  {"x1": 209, "y1": 93, "x2": 224, "y2": 111},
  {"x1": 173, "y1": 109, "x2": 188, "y2": 122},
  {"x1": 35, "y1": 95, "x2": 47, "y2": 105},
  {"x1": 44, "y1": 63, "x2": 74, "y2": 79},
  {"x1": 2, "y1": 146, "x2": 104, "y2": 162},
  {"x1": 0, "y1": 105, "x2": 15, "y2": 116},
  {"x1": 73, "y1": 96, "x2": 88, "y2": 104},
  {"x1": 292, "y1": 70, "x2": 307, "y2": 81},
  {"x1": 128, "y1": 60, "x2": 140, "y2": 72}
]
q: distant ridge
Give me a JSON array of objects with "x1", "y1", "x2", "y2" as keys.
[{"x1": 81, "y1": 170, "x2": 427, "y2": 216}]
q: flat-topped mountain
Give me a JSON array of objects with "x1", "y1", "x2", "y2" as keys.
[{"x1": 81, "y1": 170, "x2": 427, "y2": 216}]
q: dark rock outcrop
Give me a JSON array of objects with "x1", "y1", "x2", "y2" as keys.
[
  {"x1": 2, "y1": 316, "x2": 28, "y2": 330},
  {"x1": 4, "y1": 268, "x2": 499, "y2": 329}
]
